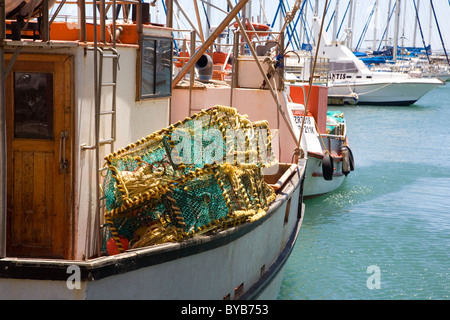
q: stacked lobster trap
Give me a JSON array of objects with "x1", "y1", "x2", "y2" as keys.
[{"x1": 101, "y1": 106, "x2": 279, "y2": 255}]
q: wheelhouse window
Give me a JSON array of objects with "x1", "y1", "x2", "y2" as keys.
[
  {"x1": 14, "y1": 72, "x2": 54, "y2": 139},
  {"x1": 140, "y1": 36, "x2": 172, "y2": 99}
]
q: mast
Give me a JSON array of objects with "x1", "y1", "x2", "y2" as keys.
[
  {"x1": 346, "y1": 0, "x2": 354, "y2": 49},
  {"x1": 430, "y1": 0, "x2": 450, "y2": 65},
  {"x1": 166, "y1": 0, "x2": 173, "y2": 28},
  {"x1": 332, "y1": 0, "x2": 340, "y2": 42},
  {"x1": 373, "y1": 0, "x2": 378, "y2": 51},
  {"x1": 386, "y1": 0, "x2": 392, "y2": 48},
  {"x1": 412, "y1": 0, "x2": 420, "y2": 48},
  {"x1": 351, "y1": 0, "x2": 357, "y2": 49},
  {"x1": 393, "y1": 0, "x2": 400, "y2": 61},
  {"x1": 401, "y1": 0, "x2": 406, "y2": 55}
]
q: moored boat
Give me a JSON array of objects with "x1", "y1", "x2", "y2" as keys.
[
  {"x1": 0, "y1": 0, "x2": 305, "y2": 300},
  {"x1": 310, "y1": 17, "x2": 444, "y2": 106},
  {"x1": 286, "y1": 84, "x2": 354, "y2": 197}
]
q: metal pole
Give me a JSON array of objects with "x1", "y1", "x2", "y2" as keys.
[
  {"x1": 393, "y1": 0, "x2": 400, "y2": 61},
  {"x1": 165, "y1": 0, "x2": 173, "y2": 28},
  {"x1": 227, "y1": 0, "x2": 297, "y2": 144},
  {"x1": 172, "y1": 0, "x2": 250, "y2": 88},
  {"x1": 193, "y1": 0, "x2": 205, "y2": 43},
  {"x1": 373, "y1": 0, "x2": 378, "y2": 51},
  {"x1": 173, "y1": 0, "x2": 202, "y2": 40},
  {"x1": 430, "y1": 0, "x2": 450, "y2": 65},
  {"x1": 332, "y1": 0, "x2": 339, "y2": 42},
  {"x1": 412, "y1": 0, "x2": 420, "y2": 48},
  {"x1": 346, "y1": 0, "x2": 354, "y2": 48}
]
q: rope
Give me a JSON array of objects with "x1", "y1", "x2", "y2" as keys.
[{"x1": 295, "y1": 0, "x2": 329, "y2": 162}]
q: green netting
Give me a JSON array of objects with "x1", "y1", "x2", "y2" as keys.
[
  {"x1": 101, "y1": 106, "x2": 278, "y2": 255},
  {"x1": 326, "y1": 110, "x2": 345, "y2": 135}
]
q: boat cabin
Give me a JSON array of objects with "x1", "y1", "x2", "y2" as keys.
[{"x1": 0, "y1": 1, "x2": 173, "y2": 260}]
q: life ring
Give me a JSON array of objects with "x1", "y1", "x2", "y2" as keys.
[
  {"x1": 232, "y1": 21, "x2": 270, "y2": 37},
  {"x1": 322, "y1": 153, "x2": 334, "y2": 181}
]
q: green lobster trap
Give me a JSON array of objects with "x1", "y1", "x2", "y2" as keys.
[{"x1": 101, "y1": 106, "x2": 278, "y2": 255}]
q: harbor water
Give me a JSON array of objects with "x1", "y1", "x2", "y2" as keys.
[{"x1": 278, "y1": 84, "x2": 450, "y2": 300}]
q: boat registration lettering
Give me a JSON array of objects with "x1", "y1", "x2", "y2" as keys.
[{"x1": 293, "y1": 115, "x2": 315, "y2": 134}]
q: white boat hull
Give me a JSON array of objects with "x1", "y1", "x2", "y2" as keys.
[
  {"x1": 329, "y1": 78, "x2": 443, "y2": 105},
  {"x1": 304, "y1": 156, "x2": 345, "y2": 197},
  {"x1": 0, "y1": 164, "x2": 304, "y2": 300}
]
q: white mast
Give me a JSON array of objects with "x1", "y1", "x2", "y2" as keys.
[
  {"x1": 393, "y1": 0, "x2": 400, "y2": 61},
  {"x1": 373, "y1": 0, "x2": 378, "y2": 51},
  {"x1": 386, "y1": 0, "x2": 392, "y2": 48},
  {"x1": 413, "y1": 0, "x2": 420, "y2": 47},
  {"x1": 346, "y1": 0, "x2": 354, "y2": 49},
  {"x1": 333, "y1": 0, "x2": 340, "y2": 42}
]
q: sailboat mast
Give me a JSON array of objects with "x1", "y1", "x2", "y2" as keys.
[
  {"x1": 373, "y1": 0, "x2": 378, "y2": 51},
  {"x1": 386, "y1": 0, "x2": 392, "y2": 48},
  {"x1": 333, "y1": 0, "x2": 340, "y2": 42},
  {"x1": 346, "y1": 0, "x2": 354, "y2": 49},
  {"x1": 393, "y1": 0, "x2": 400, "y2": 61},
  {"x1": 412, "y1": 0, "x2": 420, "y2": 47}
]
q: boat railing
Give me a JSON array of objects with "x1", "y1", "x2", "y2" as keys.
[{"x1": 285, "y1": 55, "x2": 330, "y2": 85}]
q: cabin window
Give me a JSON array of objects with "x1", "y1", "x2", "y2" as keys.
[
  {"x1": 140, "y1": 36, "x2": 173, "y2": 99},
  {"x1": 329, "y1": 61, "x2": 358, "y2": 73},
  {"x1": 14, "y1": 72, "x2": 54, "y2": 139}
]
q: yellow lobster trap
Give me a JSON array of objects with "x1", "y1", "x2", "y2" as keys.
[{"x1": 101, "y1": 106, "x2": 278, "y2": 255}]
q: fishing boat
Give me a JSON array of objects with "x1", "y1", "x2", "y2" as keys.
[
  {"x1": 310, "y1": 17, "x2": 444, "y2": 106},
  {"x1": 0, "y1": 0, "x2": 305, "y2": 300},
  {"x1": 285, "y1": 84, "x2": 354, "y2": 197}
]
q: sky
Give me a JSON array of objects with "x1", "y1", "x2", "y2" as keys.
[
  {"x1": 50, "y1": 0, "x2": 450, "y2": 53},
  {"x1": 154, "y1": 0, "x2": 450, "y2": 53}
]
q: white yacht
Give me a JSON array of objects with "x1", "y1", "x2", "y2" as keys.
[{"x1": 311, "y1": 17, "x2": 444, "y2": 106}]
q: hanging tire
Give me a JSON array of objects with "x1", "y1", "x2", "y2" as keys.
[
  {"x1": 322, "y1": 153, "x2": 334, "y2": 181},
  {"x1": 341, "y1": 146, "x2": 351, "y2": 176},
  {"x1": 347, "y1": 146, "x2": 355, "y2": 171}
]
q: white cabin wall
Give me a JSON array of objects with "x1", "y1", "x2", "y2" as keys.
[{"x1": 73, "y1": 46, "x2": 170, "y2": 259}]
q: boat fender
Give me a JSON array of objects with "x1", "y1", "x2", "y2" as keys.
[
  {"x1": 322, "y1": 153, "x2": 334, "y2": 181},
  {"x1": 341, "y1": 146, "x2": 351, "y2": 176},
  {"x1": 347, "y1": 146, "x2": 355, "y2": 172}
]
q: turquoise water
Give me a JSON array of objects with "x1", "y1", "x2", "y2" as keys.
[{"x1": 278, "y1": 84, "x2": 450, "y2": 300}]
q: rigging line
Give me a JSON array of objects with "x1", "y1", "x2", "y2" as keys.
[
  {"x1": 412, "y1": 0, "x2": 430, "y2": 64},
  {"x1": 285, "y1": 0, "x2": 308, "y2": 51},
  {"x1": 201, "y1": 1, "x2": 211, "y2": 31},
  {"x1": 281, "y1": 0, "x2": 302, "y2": 51},
  {"x1": 295, "y1": 0, "x2": 329, "y2": 161},
  {"x1": 377, "y1": 1, "x2": 396, "y2": 52},
  {"x1": 355, "y1": 0, "x2": 376, "y2": 51},
  {"x1": 336, "y1": 0, "x2": 351, "y2": 39},
  {"x1": 302, "y1": 14, "x2": 312, "y2": 49},
  {"x1": 270, "y1": 0, "x2": 283, "y2": 29},
  {"x1": 430, "y1": 0, "x2": 450, "y2": 65},
  {"x1": 326, "y1": 9, "x2": 335, "y2": 33},
  {"x1": 161, "y1": 0, "x2": 179, "y2": 51}
]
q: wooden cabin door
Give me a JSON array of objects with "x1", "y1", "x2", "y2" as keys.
[{"x1": 5, "y1": 54, "x2": 72, "y2": 259}]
